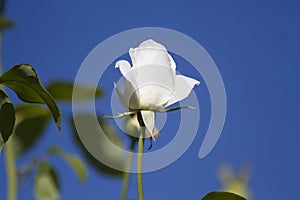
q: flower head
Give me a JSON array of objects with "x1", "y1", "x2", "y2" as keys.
[
  {"x1": 106, "y1": 39, "x2": 200, "y2": 139},
  {"x1": 116, "y1": 39, "x2": 199, "y2": 110}
]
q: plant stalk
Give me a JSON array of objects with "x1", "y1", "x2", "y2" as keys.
[
  {"x1": 5, "y1": 138, "x2": 17, "y2": 200},
  {"x1": 137, "y1": 135, "x2": 144, "y2": 200},
  {"x1": 0, "y1": 7, "x2": 17, "y2": 198},
  {"x1": 121, "y1": 141, "x2": 135, "y2": 200}
]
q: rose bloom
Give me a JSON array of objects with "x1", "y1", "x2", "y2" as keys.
[{"x1": 111, "y1": 39, "x2": 200, "y2": 138}]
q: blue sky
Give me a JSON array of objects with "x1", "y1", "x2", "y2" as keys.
[{"x1": 1, "y1": 0, "x2": 300, "y2": 199}]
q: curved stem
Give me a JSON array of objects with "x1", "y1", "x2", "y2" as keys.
[
  {"x1": 121, "y1": 141, "x2": 135, "y2": 200},
  {"x1": 157, "y1": 105, "x2": 196, "y2": 113},
  {"x1": 137, "y1": 135, "x2": 144, "y2": 200},
  {"x1": 5, "y1": 138, "x2": 17, "y2": 200},
  {"x1": 102, "y1": 111, "x2": 136, "y2": 119}
]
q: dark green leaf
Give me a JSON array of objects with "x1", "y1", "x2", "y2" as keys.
[
  {"x1": 0, "y1": 64, "x2": 62, "y2": 131},
  {"x1": 48, "y1": 146, "x2": 87, "y2": 183},
  {"x1": 0, "y1": 89, "x2": 15, "y2": 150},
  {"x1": 72, "y1": 114, "x2": 125, "y2": 177},
  {"x1": 13, "y1": 105, "x2": 51, "y2": 156},
  {"x1": 47, "y1": 81, "x2": 103, "y2": 101},
  {"x1": 34, "y1": 161, "x2": 60, "y2": 200},
  {"x1": 0, "y1": 15, "x2": 14, "y2": 29},
  {"x1": 202, "y1": 191, "x2": 247, "y2": 200}
]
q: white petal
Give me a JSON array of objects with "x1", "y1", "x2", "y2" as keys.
[
  {"x1": 124, "y1": 114, "x2": 159, "y2": 139},
  {"x1": 123, "y1": 80, "x2": 140, "y2": 110},
  {"x1": 139, "y1": 39, "x2": 166, "y2": 49},
  {"x1": 115, "y1": 60, "x2": 131, "y2": 79},
  {"x1": 114, "y1": 82, "x2": 127, "y2": 107},
  {"x1": 140, "y1": 110, "x2": 155, "y2": 139},
  {"x1": 115, "y1": 60, "x2": 140, "y2": 109},
  {"x1": 166, "y1": 75, "x2": 200, "y2": 107},
  {"x1": 129, "y1": 39, "x2": 171, "y2": 68},
  {"x1": 131, "y1": 64, "x2": 175, "y2": 110},
  {"x1": 168, "y1": 54, "x2": 176, "y2": 71}
]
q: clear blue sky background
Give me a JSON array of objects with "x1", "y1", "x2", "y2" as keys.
[{"x1": 0, "y1": 0, "x2": 300, "y2": 199}]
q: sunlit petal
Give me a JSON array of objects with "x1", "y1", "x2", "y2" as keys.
[
  {"x1": 122, "y1": 79, "x2": 140, "y2": 110},
  {"x1": 132, "y1": 64, "x2": 175, "y2": 110},
  {"x1": 115, "y1": 60, "x2": 132, "y2": 79},
  {"x1": 166, "y1": 75, "x2": 200, "y2": 107},
  {"x1": 168, "y1": 54, "x2": 176, "y2": 72},
  {"x1": 129, "y1": 39, "x2": 171, "y2": 68}
]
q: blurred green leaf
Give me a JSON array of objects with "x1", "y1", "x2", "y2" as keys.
[
  {"x1": 202, "y1": 191, "x2": 247, "y2": 200},
  {"x1": 219, "y1": 165, "x2": 251, "y2": 199},
  {"x1": 34, "y1": 161, "x2": 60, "y2": 200},
  {"x1": 0, "y1": 64, "x2": 62, "y2": 131},
  {"x1": 0, "y1": 15, "x2": 13, "y2": 29},
  {"x1": 64, "y1": 154, "x2": 87, "y2": 183},
  {"x1": 0, "y1": 89, "x2": 15, "y2": 150},
  {"x1": 13, "y1": 105, "x2": 51, "y2": 157},
  {"x1": 48, "y1": 146, "x2": 87, "y2": 183},
  {"x1": 72, "y1": 114, "x2": 125, "y2": 177},
  {"x1": 48, "y1": 146, "x2": 62, "y2": 154},
  {"x1": 47, "y1": 81, "x2": 103, "y2": 101}
]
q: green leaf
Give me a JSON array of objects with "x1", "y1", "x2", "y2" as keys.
[
  {"x1": 0, "y1": 15, "x2": 14, "y2": 29},
  {"x1": 48, "y1": 146, "x2": 62, "y2": 154},
  {"x1": 202, "y1": 191, "x2": 247, "y2": 200},
  {"x1": 47, "y1": 81, "x2": 103, "y2": 101},
  {"x1": 48, "y1": 146, "x2": 87, "y2": 183},
  {"x1": 0, "y1": 89, "x2": 15, "y2": 149},
  {"x1": 13, "y1": 105, "x2": 51, "y2": 156},
  {"x1": 219, "y1": 165, "x2": 251, "y2": 199},
  {"x1": 72, "y1": 114, "x2": 125, "y2": 177},
  {"x1": 34, "y1": 161, "x2": 60, "y2": 200},
  {"x1": 64, "y1": 154, "x2": 87, "y2": 183},
  {"x1": 0, "y1": 64, "x2": 62, "y2": 131}
]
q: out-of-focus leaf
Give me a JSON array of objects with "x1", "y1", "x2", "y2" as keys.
[
  {"x1": 0, "y1": 135, "x2": 3, "y2": 153},
  {"x1": 0, "y1": 64, "x2": 62, "y2": 131},
  {"x1": 219, "y1": 165, "x2": 251, "y2": 199},
  {"x1": 13, "y1": 105, "x2": 51, "y2": 157},
  {"x1": 47, "y1": 81, "x2": 103, "y2": 101},
  {"x1": 0, "y1": 89, "x2": 15, "y2": 150},
  {"x1": 48, "y1": 146, "x2": 62, "y2": 154},
  {"x1": 64, "y1": 154, "x2": 87, "y2": 183},
  {"x1": 48, "y1": 146, "x2": 87, "y2": 183},
  {"x1": 0, "y1": 15, "x2": 14, "y2": 29},
  {"x1": 34, "y1": 161, "x2": 60, "y2": 200},
  {"x1": 202, "y1": 191, "x2": 247, "y2": 200},
  {"x1": 72, "y1": 114, "x2": 125, "y2": 177}
]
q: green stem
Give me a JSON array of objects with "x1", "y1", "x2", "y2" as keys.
[
  {"x1": 0, "y1": 31, "x2": 3, "y2": 91},
  {"x1": 0, "y1": 8, "x2": 17, "y2": 199},
  {"x1": 137, "y1": 135, "x2": 144, "y2": 200},
  {"x1": 157, "y1": 105, "x2": 196, "y2": 113},
  {"x1": 5, "y1": 138, "x2": 17, "y2": 200},
  {"x1": 121, "y1": 141, "x2": 135, "y2": 200},
  {"x1": 0, "y1": 31, "x2": 2, "y2": 75}
]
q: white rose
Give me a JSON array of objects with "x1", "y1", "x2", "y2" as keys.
[{"x1": 107, "y1": 39, "x2": 200, "y2": 139}]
